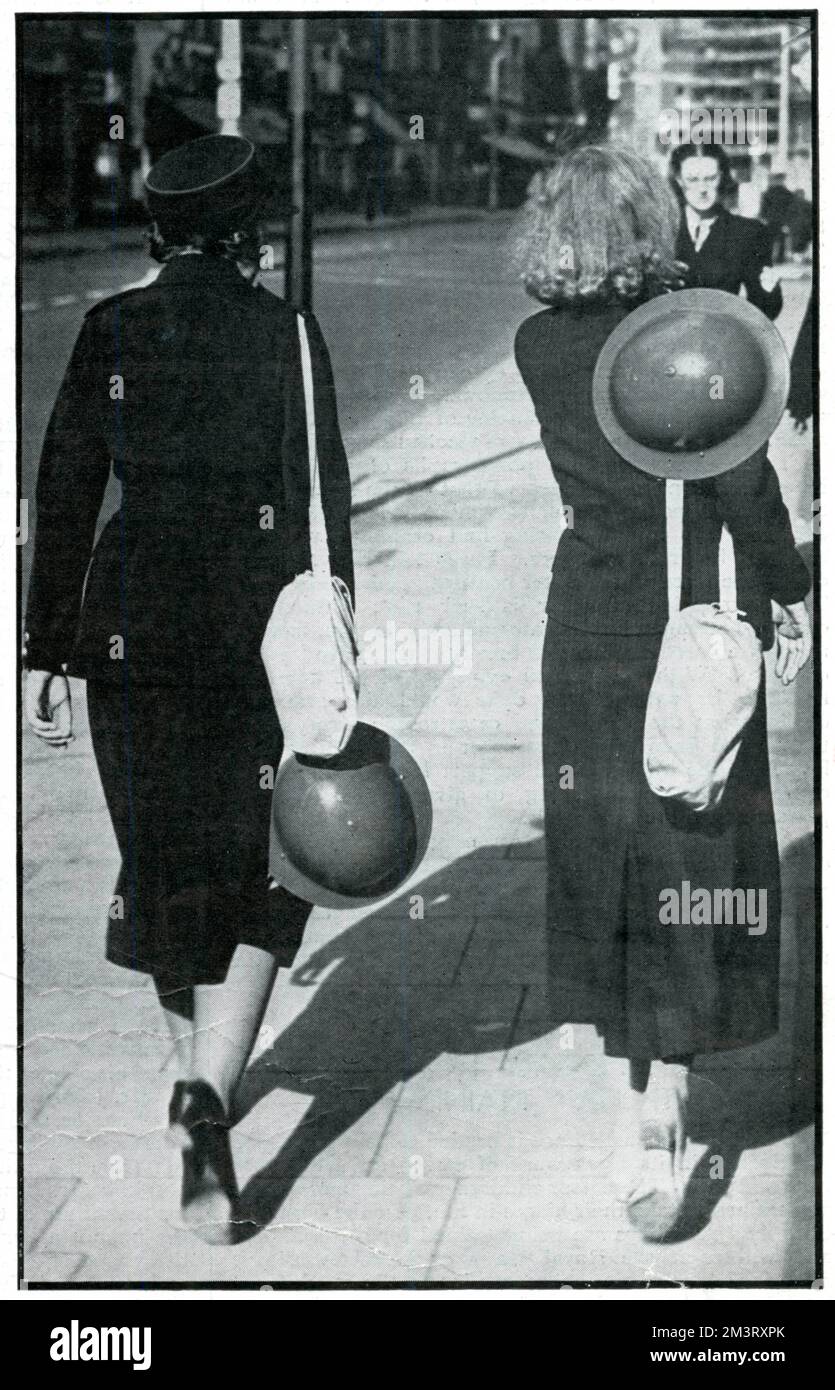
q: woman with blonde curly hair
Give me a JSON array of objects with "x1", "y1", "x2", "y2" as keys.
[{"x1": 514, "y1": 145, "x2": 811, "y2": 1239}]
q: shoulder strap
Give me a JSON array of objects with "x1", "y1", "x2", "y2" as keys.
[
  {"x1": 665, "y1": 479, "x2": 684, "y2": 618},
  {"x1": 718, "y1": 524, "x2": 737, "y2": 612},
  {"x1": 297, "y1": 312, "x2": 332, "y2": 578},
  {"x1": 664, "y1": 478, "x2": 737, "y2": 619}
]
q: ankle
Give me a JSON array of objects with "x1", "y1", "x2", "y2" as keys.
[
  {"x1": 187, "y1": 1074, "x2": 233, "y2": 1118},
  {"x1": 651, "y1": 1058, "x2": 689, "y2": 1090}
]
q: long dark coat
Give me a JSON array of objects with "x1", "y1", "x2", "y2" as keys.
[
  {"x1": 515, "y1": 295, "x2": 810, "y2": 1059},
  {"x1": 24, "y1": 252, "x2": 354, "y2": 682},
  {"x1": 24, "y1": 253, "x2": 355, "y2": 992},
  {"x1": 787, "y1": 296, "x2": 814, "y2": 426}
]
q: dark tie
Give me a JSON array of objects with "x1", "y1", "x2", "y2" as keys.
[{"x1": 693, "y1": 220, "x2": 711, "y2": 252}]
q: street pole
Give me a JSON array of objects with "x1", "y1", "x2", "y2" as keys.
[
  {"x1": 286, "y1": 17, "x2": 314, "y2": 311},
  {"x1": 488, "y1": 42, "x2": 502, "y2": 212},
  {"x1": 776, "y1": 22, "x2": 791, "y2": 175},
  {"x1": 630, "y1": 18, "x2": 663, "y2": 165},
  {"x1": 217, "y1": 18, "x2": 242, "y2": 138}
]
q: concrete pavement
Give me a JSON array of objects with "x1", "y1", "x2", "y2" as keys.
[{"x1": 21, "y1": 278, "x2": 815, "y2": 1285}]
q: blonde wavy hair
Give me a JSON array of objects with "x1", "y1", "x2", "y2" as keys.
[{"x1": 514, "y1": 144, "x2": 685, "y2": 305}]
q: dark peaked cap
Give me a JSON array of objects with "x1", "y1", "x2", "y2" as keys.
[{"x1": 144, "y1": 134, "x2": 281, "y2": 240}]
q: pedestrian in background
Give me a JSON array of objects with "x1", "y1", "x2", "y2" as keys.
[
  {"x1": 23, "y1": 135, "x2": 355, "y2": 1245},
  {"x1": 513, "y1": 144, "x2": 811, "y2": 1239},
  {"x1": 669, "y1": 142, "x2": 783, "y2": 320},
  {"x1": 759, "y1": 171, "x2": 795, "y2": 266},
  {"x1": 787, "y1": 189, "x2": 813, "y2": 262},
  {"x1": 788, "y1": 296, "x2": 814, "y2": 433}
]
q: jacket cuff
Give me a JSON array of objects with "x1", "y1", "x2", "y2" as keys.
[
  {"x1": 22, "y1": 631, "x2": 67, "y2": 673},
  {"x1": 770, "y1": 561, "x2": 812, "y2": 608}
]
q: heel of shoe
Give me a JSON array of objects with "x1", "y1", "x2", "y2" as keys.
[
  {"x1": 167, "y1": 1080, "x2": 191, "y2": 1150},
  {"x1": 166, "y1": 1120, "x2": 193, "y2": 1152}
]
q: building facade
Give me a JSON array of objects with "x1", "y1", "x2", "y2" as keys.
[
  {"x1": 611, "y1": 15, "x2": 812, "y2": 199},
  {"x1": 21, "y1": 14, "x2": 809, "y2": 229}
]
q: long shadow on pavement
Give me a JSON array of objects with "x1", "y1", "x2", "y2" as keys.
[
  {"x1": 235, "y1": 835, "x2": 545, "y2": 1237},
  {"x1": 234, "y1": 831, "x2": 815, "y2": 1247}
]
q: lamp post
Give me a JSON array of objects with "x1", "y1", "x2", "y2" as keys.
[
  {"x1": 775, "y1": 21, "x2": 791, "y2": 175},
  {"x1": 486, "y1": 20, "x2": 504, "y2": 212},
  {"x1": 216, "y1": 18, "x2": 242, "y2": 137},
  {"x1": 286, "y1": 17, "x2": 314, "y2": 311}
]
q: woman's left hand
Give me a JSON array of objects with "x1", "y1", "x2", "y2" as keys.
[
  {"x1": 759, "y1": 266, "x2": 782, "y2": 294},
  {"x1": 774, "y1": 600, "x2": 812, "y2": 685},
  {"x1": 25, "y1": 670, "x2": 74, "y2": 745}
]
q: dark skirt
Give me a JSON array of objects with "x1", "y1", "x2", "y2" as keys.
[
  {"x1": 542, "y1": 618, "x2": 781, "y2": 1060},
  {"x1": 87, "y1": 674, "x2": 312, "y2": 993}
]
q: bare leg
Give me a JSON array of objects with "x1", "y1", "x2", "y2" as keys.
[
  {"x1": 192, "y1": 944, "x2": 279, "y2": 1114},
  {"x1": 611, "y1": 1057, "x2": 647, "y2": 1199},
  {"x1": 154, "y1": 982, "x2": 194, "y2": 1080},
  {"x1": 157, "y1": 945, "x2": 280, "y2": 1245},
  {"x1": 612, "y1": 1057, "x2": 687, "y2": 1202}
]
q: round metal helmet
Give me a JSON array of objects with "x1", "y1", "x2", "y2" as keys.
[
  {"x1": 269, "y1": 722, "x2": 433, "y2": 909},
  {"x1": 592, "y1": 289, "x2": 790, "y2": 480}
]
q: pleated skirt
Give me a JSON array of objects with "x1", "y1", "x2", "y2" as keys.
[
  {"x1": 87, "y1": 674, "x2": 312, "y2": 994},
  {"x1": 541, "y1": 618, "x2": 781, "y2": 1060}
]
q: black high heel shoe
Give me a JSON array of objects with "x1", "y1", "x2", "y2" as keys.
[{"x1": 168, "y1": 1080, "x2": 238, "y2": 1246}]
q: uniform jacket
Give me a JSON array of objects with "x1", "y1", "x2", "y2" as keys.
[
  {"x1": 675, "y1": 206, "x2": 783, "y2": 320},
  {"x1": 760, "y1": 183, "x2": 795, "y2": 231},
  {"x1": 787, "y1": 296, "x2": 814, "y2": 425},
  {"x1": 24, "y1": 253, "x2": 354, "y2": 686},
  {"x1": 514, "y1": 296, "x2": 810, "y2": 650}
]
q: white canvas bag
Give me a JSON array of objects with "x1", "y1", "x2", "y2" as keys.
[
  {"x1": 260, "y1": 314, "x2": 359, "y2": 757},
  {"x1": 643, "y1": 479, "x2": 762, "y2": 813}
]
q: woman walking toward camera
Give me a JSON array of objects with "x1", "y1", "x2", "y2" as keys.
[
  {"x1": 24, "y1": 136, "x2": 354, "y2": 1244},
  {"x1": 669, "y1": 141, "x2": 783, "y2": 320},
  {"x1": 513, "y1": 145, "x2": 811, "y2": 1238}
]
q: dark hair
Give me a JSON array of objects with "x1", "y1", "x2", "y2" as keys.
[
  {"x1": 668, "y1": 143, "x2": 735, "y2": 202},
  {"x1": 514, "y1": 144, "x2": 684, "y2": 306},
  {"x1": 145, "y1": 179, "x2": 271, "y2": 268},
  {"x1": 146, "y1": 218, "x2": 262, "y2": 269}
]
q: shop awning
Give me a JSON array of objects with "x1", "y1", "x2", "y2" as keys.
[
  {"x1": 481, "y1": 131, "x2": 554, "y2": 164},
  {"x1": 173, "y1": 94, "x2": 403, "y2": 149},
  {"x1": 174, "y1": 97, "x2": 289, "y2": 146},
  {"x1": 368, "y1": 99, "x2": 411, "y2": 144}
]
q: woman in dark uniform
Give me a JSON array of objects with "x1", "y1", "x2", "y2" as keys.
[
  {"x1": 669, "y1": 141, "x2": 783, "y2": 321},
  {"x1": 513, "y1": 146, "x2": 811, "y2": 1238},
  {"x1": 787, "y1": 295, "x2": 814, "y2": 432},
  {"x1": 23, "y1": 136, "x2": 354, "y2": 1244}
]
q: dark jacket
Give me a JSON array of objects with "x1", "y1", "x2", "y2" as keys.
[
  {"x1": 675, "y1": 206, "x2": 782, "y2": 320},
  {"x1": 759, "y1": 183, "x2": 795, "y2": 231},
  {"x1": 514, "y1": 297, "x2": 810, "y2": 649},
  {"x1": 23, "y1": 253, "x2": 354, "y2": 685},
  {"x1": 787, "y1": 296, "x2": 814, "y2": 425}
]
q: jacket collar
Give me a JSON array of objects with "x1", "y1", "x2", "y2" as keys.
[
  {"x1": 155, "y1": 252, "x2": 255, "y2": 297},
  {"x1": 681, "y1": 204, "x2": 729, "y2": 256}
]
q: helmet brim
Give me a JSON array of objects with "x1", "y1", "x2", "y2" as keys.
[{"x1": 592, "y1": 288, "x2": 790, "y2": 481}]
